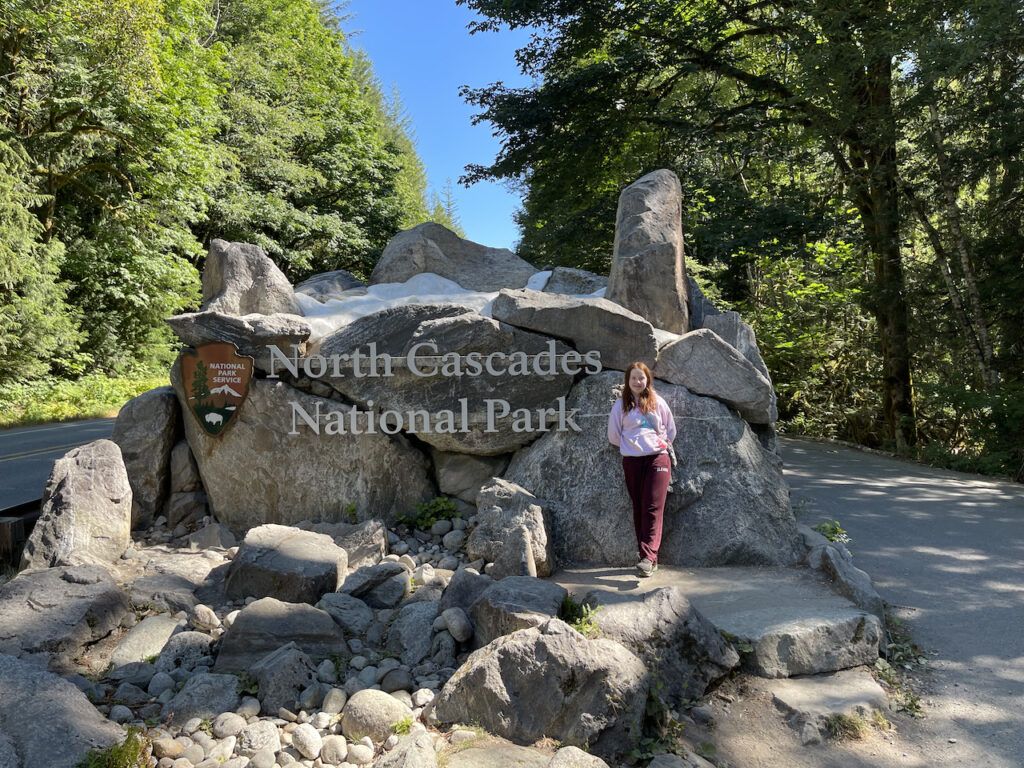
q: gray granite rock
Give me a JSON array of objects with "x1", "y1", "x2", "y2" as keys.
[
  {"x1": 161, "y1": 673, "x2": 241, "y2": 726},
  {"x1": 542, "y1": 267, "x2": 607, "y2": 296},
  {"x1": 469, "y1": 479, "x2": 555, "y2": 577},
  {"x1": 20, "y1": 440, "x2": 132, "y2": 569},
  {"x1": 166, "y1": 310, "x2": 311, "y2": 374},
  {"x1": 469, "y1": 576, "x2": 567, "y2": 647},
  {"x1": 370, "y1": 222, "x2": 537, "y2": 291},
  {"x1": 225, "y1": 524, "x2": 347, "y2": 604},
  {"x1": 606, "y1": 170, "x2": 689, "y2": 334},
  {"x1": 111, "y1": 386, "x2": 178, "y2": 528},
  {"x1": 201, "y1": 238, "x2": 301, "y2": 317}
]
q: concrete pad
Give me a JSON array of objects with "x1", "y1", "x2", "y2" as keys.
[
  {"x1": 769, "y1": 668, "x2": 889, "y2": 724},
  {"x1": 551, "y1": 565, "x2": 881, "y2": 678}
]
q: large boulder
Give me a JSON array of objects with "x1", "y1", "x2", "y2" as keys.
[
  {"x1": 201, "y1": 238, "x2": 301, "y2": 316},
  {"x1": 582, "y1": 586, "x2": 739, "y2": 706},
  {"x1": 20, "y1": 440, "x2": 132, "y2": 569},
  {"x1": 340, "y1": 562, "x2": 410, "y2": 609},
  {"x1": 0, "y1": 565, "x2": 129, "y2": 670},
  {"x1": 249, "y1": 642, "x2": 317, "y2": 714},
  {"x1": 468, "y1": 479, "x2": 556, "y2": 577},
  {"x1": 654, "y1": 328, "x2": 776, "y2": 424},
  {"x1": 295, "y1": 269, "x2": 365, "y2": 302},
  {"x1": 110, "y1": 614, "x2": 183, "y2": 668},
  {"x1": 469, "y1": 576, "x2": 567, "y2": 647},
  {"x1": 111, "y1": 386, "x2": 178, "y2": 528},
  {"x1": 491, "y1": 288, "x2": 658, "y2": 372},
  {"x1": 225, "y1": 524, "x2": 347, "y2": 604},
  {"x1": 0, "y1": 653, "x2": 124, "y2": 768},
  {"x1": 386, "y1": 600, "x2": 440, "y2": 666},
  {"x1": 606, "y1": 170, "x2": 689, "y2": 334},
  {"x1": 370, "y1": 222, "x2": 537, "y2": 291},
  {"x1": 166, "y1": 310, "x2": 311, "y2": 374},
  {"x1": 434, "y1": 619, "x2": 648, "y2": 759},
  {"x1": 316, "y1": 303, "x2": 577, "y2": 455},
  {"x1": 431, "y1": 450, "x2": 510, "y2": 505},
  {"x1": 542, "y1": 267, "x2": 607, "y2": 296},
  {"x1": 504, "y1": 372, "x2": 803, "y2": 567},
  {"x1": 171, "y1": 365, "x2": 435, "y2": 528},
  {"x1": 213, "y1": 597, "x2": 346, "y2": 673},
  {"x1": 699, "y1": 310, "x2": 773, "y2": 384}
]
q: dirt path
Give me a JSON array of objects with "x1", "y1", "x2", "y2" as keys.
[{"x1": 722, "y1": 437, "x2": 1024, "y2": 768}]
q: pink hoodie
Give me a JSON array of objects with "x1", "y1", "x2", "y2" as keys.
[{"x1": 607, "y1": 393, "x2": 677, "y2": 457}]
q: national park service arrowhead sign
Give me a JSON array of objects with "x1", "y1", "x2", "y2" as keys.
[{"x1": 179, "y1": 342, "x2": 254, "y2": 437}]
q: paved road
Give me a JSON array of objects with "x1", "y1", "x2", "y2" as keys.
[
  {"x1": 781, "y1": 437, "x2": 1024, "y2": 767},
  {"x1": 0, "y1": 419, "x2": 116, "y2": 510}
]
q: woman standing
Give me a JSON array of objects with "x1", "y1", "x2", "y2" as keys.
[{"x1": 607, "y1": 361, "x2": 677, "y2": 577}]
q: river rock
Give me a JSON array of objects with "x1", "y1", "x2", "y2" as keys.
[
  {"x1": 373, "y1": 731, "x2": 438, "y2": 768},
  {"x1": 340, "y1": 561, "x2": 411, "y2": 608},
  {"x1": 548, "y1": 746, "x2": 611, "y2": 767},
  {"x1": 225, "y1": 524, "x2": 347, "y2": 604},
  {"x1": 161, "y1": 673, "x2": 241, "y2": 725},
  {"x1": 542, "y1": 267, "x2": 607, "y2": 296},
  {"x1": 110, "y1": 614, "x2": 183, "y2": 668},
  {"x1": 504, "y1": 372, "x2": 803, "y2": 567},
  {"x1": 386, "y1": 601, "x2": 440, "y2": 666},
  {"x1": 213, "y1": 597, "x2": 345, "y2": 673},
  {"x1": 20, "y1": 440, "x2": 132, "y2": 569},
  {"x1": 171, "y1": 366, "x2": 435, "y2": 528},
  {"x1": 154, "y1": 630, "x2": 214, "y2": 674},
  {"x1": 434, "y1": 619, "x2": 647, "y2": 758},
  {"x1": 111, "y1": 386, "x2": 178, "y2": 528},
  {"x1": 316, "y1": 303, "x2": 576, "y2": 455},
  {"x1": 341, "y1": 689, "x2": 415, "y2": 743},
  {"x1": 201, "y1": 238, "x2": 301, "y2": 316},
  {"x1": 250, "y1": 642, "x2": 317, "y2": 714},
  {"x1": 438, "y1": 568, "x2": 494, "y2": 614},
  {"x1": 469, "y1": 575, "x2": 567, "y2": 647},
  {"x1": 316, "y1": 592, "x2": 374, "y2": 635},
  {"x1": 0, "y1": 565, "x2": 129, "y2": 669},
  {"x1": 295, "y1": 269, "x2": 365, "y2": 302},
  {"x1": 166, "y1": 310, "x2": 311, "y2": 374},
  {"x1": 654, "y1": 328, "x2": 776, "y2": 423},
  {"x1": 468, "y1": 479, "x2": 555, "y2": 577},
  {"x1": 583, "y1": 586, "x2": 739, "y2": 705},
  {"x1": 370, "y1": 222, "x2": 537, "y2": 291},
  {"x1": 606, "y1": 169, "x2": 689, "y2": 334},
  {"x1": 491, "y1": 288, "x2": 657, "y2": 371},
  {"x1": 0, "y1": 653, "x2": 124, "y2": 768}
]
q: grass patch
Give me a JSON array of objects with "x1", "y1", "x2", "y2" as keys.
[
  {"x1": 825, "y1": 713, "x2": 868, "y2": 740},
  {"x1": 0, "y1": 369, "x2": 168, "y2": 428},
  {"x1": 76, "y1": 726, "x2": 151, "y2": 767},
  {"x1": 559, "y1": 595, "x2": 601, "y2": 638},
  {"x1": 391, "y1": 716, "x2": 413, "y2": 735}
]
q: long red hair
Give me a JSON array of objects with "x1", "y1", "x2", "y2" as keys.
[{"x1": 622, "y1": 361, "x2": 657, "y2": 415}]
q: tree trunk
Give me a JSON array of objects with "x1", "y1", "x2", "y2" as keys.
[{"x1": 863, "y1": 53, "x2": 917, "y2": 451}]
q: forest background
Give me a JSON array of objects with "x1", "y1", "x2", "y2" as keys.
[{"x1": 1, "y1": 0, "x2": 1022, "y2": 481}]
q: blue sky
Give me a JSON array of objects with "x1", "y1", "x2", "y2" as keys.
[{"x1": 342, "y1": 1, "x2": 534, "y2": 251}]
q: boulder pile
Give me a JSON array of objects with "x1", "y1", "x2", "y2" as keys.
[{"x1": 0, "y1": 169, "x2": 885, "y2": 767}]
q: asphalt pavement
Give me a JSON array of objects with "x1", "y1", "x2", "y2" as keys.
[
  {"x1": 781, "y1": 436, "x2": 1024, "y2": 767},
  {"x1": 0, "y1": 418, "x2": 116, "y2": 510}
]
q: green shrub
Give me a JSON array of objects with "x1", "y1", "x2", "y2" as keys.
[
  {"x1": 76, "y1": 726, "x2": 151, "y2": 767},
  {"x1": 559, "y1": 595, "x2": 600, "y2": 638},
  {"x1": 397, "y1": 496, "x2": 459, "y2": 530}
]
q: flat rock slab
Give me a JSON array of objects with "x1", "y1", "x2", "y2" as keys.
[
  {"x1": 443, "y1": 740, "x2": 553, "y2": 768},
  {"x1": 552, "y1": 565, "x2": 881, "y2": 678},
  {"x1": 769, "y1": 668, "x2": 889, "y2": 724}
]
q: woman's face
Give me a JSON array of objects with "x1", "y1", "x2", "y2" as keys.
[{"x1": 628, "y1": 367, "x2": 648, "y2": 396}]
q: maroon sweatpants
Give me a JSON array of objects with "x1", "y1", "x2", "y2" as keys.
[{"x1": 622, "y1": 452, "x2": 672, "y2": 563}]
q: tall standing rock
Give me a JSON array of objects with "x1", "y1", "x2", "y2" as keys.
[
  {"x1": 606, "y1": 170, "x2": 689, "y2": 334},
  {"x1": 201, "y1": 239, "x2": 302, "y2": 317},
  {"x1": 111, "y1": 386, "x2": 178, "y2": 528},
  {"x1": 20, "y1": 440, "x2": 132, "y2": 569}
]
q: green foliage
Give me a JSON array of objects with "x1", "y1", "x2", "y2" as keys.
[
  {"x1": 558, "y1": 595, "x2": 600, "y2": 638},
  {"x1": 343, "y1": 502, "x2": 358, "y2": 524},
  {"x1": 398, "y1": 496, "x2": 459, "y2": 531},
  {"x1": 0, "y1": 369, "x2": 167, "y2": 427},
  {"x1": 390, "y1": 716, "x2": 413, "y2": 735},
  {"x1": 235, "y1": 672, "x2": 259, "y2": 696},
  {"x1": 812, "y1": 520, "x2": 851, "y2": 546},
  {"x1": 75, "y1": 726, "x2": 151, "y2": 768}
]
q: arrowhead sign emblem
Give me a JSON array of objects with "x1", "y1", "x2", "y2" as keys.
[{"x1": 179, "y1": 342, "x2": 254, "y2": 437}]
